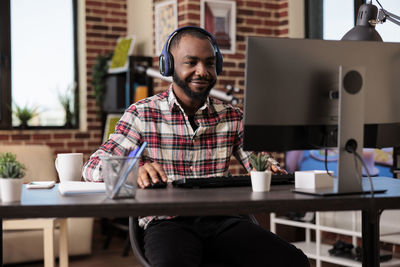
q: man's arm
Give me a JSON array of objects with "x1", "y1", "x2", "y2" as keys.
[{"x1": 82, "y1": 108, "x2": 142, "y2": 182}]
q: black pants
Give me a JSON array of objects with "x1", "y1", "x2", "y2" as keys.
[{"x1": 143, "y1": 216, "x2": 310, "y2": 267}]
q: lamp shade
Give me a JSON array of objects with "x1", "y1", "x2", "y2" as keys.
[{"x1": 342, "y1": 3, "x2": 383, "y2": 41}]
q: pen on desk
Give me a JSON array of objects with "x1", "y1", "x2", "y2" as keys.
[{"x1": 111, "y1": 142, "x2": 147, "y2": 198}]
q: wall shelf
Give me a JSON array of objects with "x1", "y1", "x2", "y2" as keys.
[{"x1": 271, "y1": 212, "x2": 400, "y2": 267}]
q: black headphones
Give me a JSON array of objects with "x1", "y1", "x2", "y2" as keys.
[{"x1": 159, "y1": 26, "x2": 223, "y2": 77}]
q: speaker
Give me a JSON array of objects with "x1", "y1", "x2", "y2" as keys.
[{"x1": 159, "y1": 26, "x2": 223, "y2": 77}]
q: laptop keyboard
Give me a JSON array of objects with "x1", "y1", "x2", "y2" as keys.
[{"x1": 172, "y1": 173, "x2": 294, "y2": 188}]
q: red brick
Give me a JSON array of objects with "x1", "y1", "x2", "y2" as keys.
[
  {"x1": 229, "y1": 71, "x2": 245, "y2": 77},
  {"x1": 255, "y1": 11, "x2": 271, "y2": 17},
  {"x1": 91, "y1": 9, "x2": 108, "y2": 15},
  {"x1": 92, "y1": 25, "x2": 109, "y2": 31},
  {"x1": 86, "y1": 16, "x2": 102, "y2": 22},
  {"x1": 67, "y1": 142, "x2": 85, "y2": 147},
  {"x1": 86, "y1": 1, "x2": 103, "y2": 7},
  {"x1": 264, "y1": 20, "x2": 280, "y2": 26},
  {"x1": 75, "y1": 133, "x2": 91, "y2": 139},
  {"x1": 0, "y1": 135, "x2": 9, "y2": 141},
  {"x1": 105, "y1": 3, "x2": 122, "y2": 9},
  {"x1": 222, "y1": 62, "x2": 236, "y2": 68},
  {"x1": 256, "y1": 28, "x2": 272, "y2": 35},
  {"x1": 225, "y1": 54, "x2": 245, "y2": 60},
  {"x1": 246, "y1": 1, "x2": 262, "y2": 8},
  {"x1": 275, "y1": 11, "x2": 288, "y2": 18},
  {"x1": 187, "y1": 13, "x2": 200, "y2": 20},
  {"x1": 11, "y1": 134, "x2": 30, "y2": 141},
  {"x1": 33, "y1": 134, "x2": 51, "y2": 140},
  {"x1": 104, "y1": 18, "x2": 123, "y2": 23},
  {"x1": 264, "y1": 3, "x2": 280, "y2": 9},
  {"x1": 47, "y1": 142, "x2": 65, "y2": 148},
  {"x1": 53, "y1": 133, "x2": 73, "y2": 139},
  {"x1": 238, "y1": 9, "x2": 254, "y2": 16},
  {"x1": 111, "y1": 26, "x2": 126, "y2": 32},
  {"x1": 280, "y1": 2, "x2": 289, "y2": 9},
  {"x1": 111, "y1": 11, "x2": 126, "y2": 17},
  {"x1": 238, "y1": 26, "x2": 255, "y2": 33}
]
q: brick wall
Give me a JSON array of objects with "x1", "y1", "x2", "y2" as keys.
[
  {"x1": 0, "y1": 0, "x2": 127, "y2": 163},
  {"x1": 152, "y1": 0, "x2": 289, "y2": 174},
  {"x1": 0, "y1": 0, "x2": 289, "y2": 171}
]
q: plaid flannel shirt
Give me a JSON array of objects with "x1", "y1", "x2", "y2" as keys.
[{"x1": 83, "y1": 85, "x2": 251, "y2": 228}]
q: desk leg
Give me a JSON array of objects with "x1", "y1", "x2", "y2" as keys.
[{"x1": 362, "y1": 210, "x2": 380, "y2": 267}]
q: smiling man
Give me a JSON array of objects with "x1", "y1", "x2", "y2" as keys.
[{"x1": 83, "y1": 27, "x2": 309, "y2": 267}]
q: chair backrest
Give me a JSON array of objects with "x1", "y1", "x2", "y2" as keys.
[
  {"x1": 0, "y1": 145, "x2": 57, "y2": 183},
  {"x1": 129, "y1": 217, "x2": 151, "y2": 267}
]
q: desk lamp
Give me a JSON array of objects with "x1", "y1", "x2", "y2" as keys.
[{"x1": 342, "y1": 0, "x2": 400, "y2": 41}]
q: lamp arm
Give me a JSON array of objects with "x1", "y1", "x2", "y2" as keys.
[{"x1": 378, "y1": 9, "x2": 400, "y2": 27}]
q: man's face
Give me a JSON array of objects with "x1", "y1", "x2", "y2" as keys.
[{"x1": 171, "y1": 35, "x2": 217, "y2": 101}]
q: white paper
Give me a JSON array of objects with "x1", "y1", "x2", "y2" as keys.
[{"x1": 58, "y1": 181, "x2": 105, "y2": 195}]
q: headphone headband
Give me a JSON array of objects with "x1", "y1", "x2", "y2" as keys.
[{"x1": 159, "y1": 26, "x2": 223, "y2": 76}]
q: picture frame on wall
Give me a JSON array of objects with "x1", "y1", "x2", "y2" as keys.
[
  {"x1": 200, "y1": 0, "x2": 236, "y2": 54},
  {"x1": 108, "y1": 36, "x2": 136, "y2": 74},
  {"x1": 103, "y1": 113, "x2": 123, "y2": 144},
  {"x1": 155, "y1": 0, "x2": 178, "y2": 56}
]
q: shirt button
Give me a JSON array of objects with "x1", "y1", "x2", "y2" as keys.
[{"x1": 190, "y1": 166, "x2": 193, "y2": 170}]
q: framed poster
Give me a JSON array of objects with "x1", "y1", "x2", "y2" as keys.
[
  {"x1": 200, "y1": 0, "x2": 236, "y2": 54},
  {"x1": 103, "y1": 113, "x2": 123, "y2": 143},
  {"x1": 155, "y1": 0, "x2": 178, "y2": 56},
  {"x1": 108, "y1": 36, "x2": 136, "y2": 73}
]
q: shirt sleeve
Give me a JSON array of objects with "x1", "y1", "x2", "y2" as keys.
[
  {"x1": 232, "y1": 112, "x2": 252, "y2": 173},
  {"x1": 82, "y1": 106, "x2": 143, "y2": 182}
]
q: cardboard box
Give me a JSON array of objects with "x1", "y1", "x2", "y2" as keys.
[{"x1": 295, "y1": 170, "x2": 334, "y2": 189}]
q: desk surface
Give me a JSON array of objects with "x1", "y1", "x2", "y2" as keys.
[{"x1": 1, "y1": 177, "x2": 400, "y2": 219}]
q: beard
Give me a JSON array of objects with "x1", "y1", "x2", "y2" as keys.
[{"x1": 172, "y1": 71, "x2": 216, "y2": 101}]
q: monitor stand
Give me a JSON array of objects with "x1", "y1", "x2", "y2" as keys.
[
  {"x1": 294, "y1": 66, "x2": 388, "y2": 197},
  {"x1": 293, "y1": 178, "x2": 387, "y2": 196}
]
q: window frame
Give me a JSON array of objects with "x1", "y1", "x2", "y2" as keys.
[
  {"x1": 0, "y1": 0, "x2": 79, "y2": 130},
  {"x1": 305, "y1": 0, "x2": 366, "y2": 39}
]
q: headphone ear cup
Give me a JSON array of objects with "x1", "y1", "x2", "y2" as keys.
[
  {"x1": 159, "y1": 55, "x2": 166, "y2": 76},
  {"x1": 215, "y1": 51, "x2": 223, "y2": 75},
  {"x1": 167, "y1": 53, "x2": 174, "y2": 76}
]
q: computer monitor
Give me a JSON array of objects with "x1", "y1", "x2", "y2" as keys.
[{"x1": 243, "y1": 37, "x2": 400, "y2": 195}]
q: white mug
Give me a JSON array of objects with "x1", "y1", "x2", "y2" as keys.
[{"x1": 55, "y1": 153, "x2": 83, "y2": 183}]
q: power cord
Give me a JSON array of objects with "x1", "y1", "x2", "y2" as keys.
[{"x1": 345, "y1": 139, "x2": 375, "y2": 198}]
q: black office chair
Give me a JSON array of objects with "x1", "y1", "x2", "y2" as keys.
[{"x1": 129, "y1": 215, "x2": 259, "y2": 267}]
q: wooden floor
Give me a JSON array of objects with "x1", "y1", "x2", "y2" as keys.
[{"x1": 5, "y1": 219, "x2": 141, "y2": 267}]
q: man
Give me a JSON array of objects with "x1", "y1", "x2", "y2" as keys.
[{"x1": 83, "y1": 26, "x2": 309, "y2": 267}]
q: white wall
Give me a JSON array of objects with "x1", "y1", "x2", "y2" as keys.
[
  {"x1": 127, "y1": 0, "x2": 154, "y2": 56},
  {"x1": 288, "y1": 0, "x2": 305, "y2": 38}
]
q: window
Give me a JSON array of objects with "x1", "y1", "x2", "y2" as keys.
[
  {"x1": 307, "y1": 0, "x2": 400, "y2": 42},
  {"x1": 0, "y1": 0, "x2": 78, "y2": 129}
]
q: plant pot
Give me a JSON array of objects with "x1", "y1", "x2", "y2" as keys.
[
  {"x1": 0, "y1": 178, "x2": 23, "y2": 202},
  {"x1": 250, "y1": 171, "x2": 272, "y2": 192}
]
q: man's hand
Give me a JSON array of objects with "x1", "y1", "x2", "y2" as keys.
[
  {"x1": 271, "y1": 165, "x2": 288, "y2": 174},
  {"x1": 137, "y1": 162, "x2": 168, "y2": 189}
]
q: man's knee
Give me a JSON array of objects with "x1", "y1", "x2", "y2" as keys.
[{"x1": 289, "y1": 247, "x2": 310, "y2": 267}]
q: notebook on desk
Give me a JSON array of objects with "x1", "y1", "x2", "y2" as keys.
[
  {"x1": 58, "y1": 181, "x2": 106, "y2": 195},
  {"x1": 172, "y1": 173, "x2": 294, "y2": 189}
]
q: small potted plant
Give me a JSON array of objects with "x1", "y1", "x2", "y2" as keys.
[
  {"x1": 0, "y1": 152, "x2": 26, "y2": 202},
  {"x1": 13, "y1": 103, "x2": 38, "y2": 128},
  {"x1": 249, "y1": 152, "x2": 272, "y2": 192}
]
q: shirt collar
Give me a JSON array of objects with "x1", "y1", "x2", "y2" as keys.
[{"x1": 167, "y1": 85, "x2": 212, "y2": 115}]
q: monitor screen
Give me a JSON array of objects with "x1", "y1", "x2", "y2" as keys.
[
  {"x1": 243, "y1": 37, "x2": 400, "y2": 152},
  {"x1": 285, "y1": 148, "x2": 393, "y2": 178}
]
